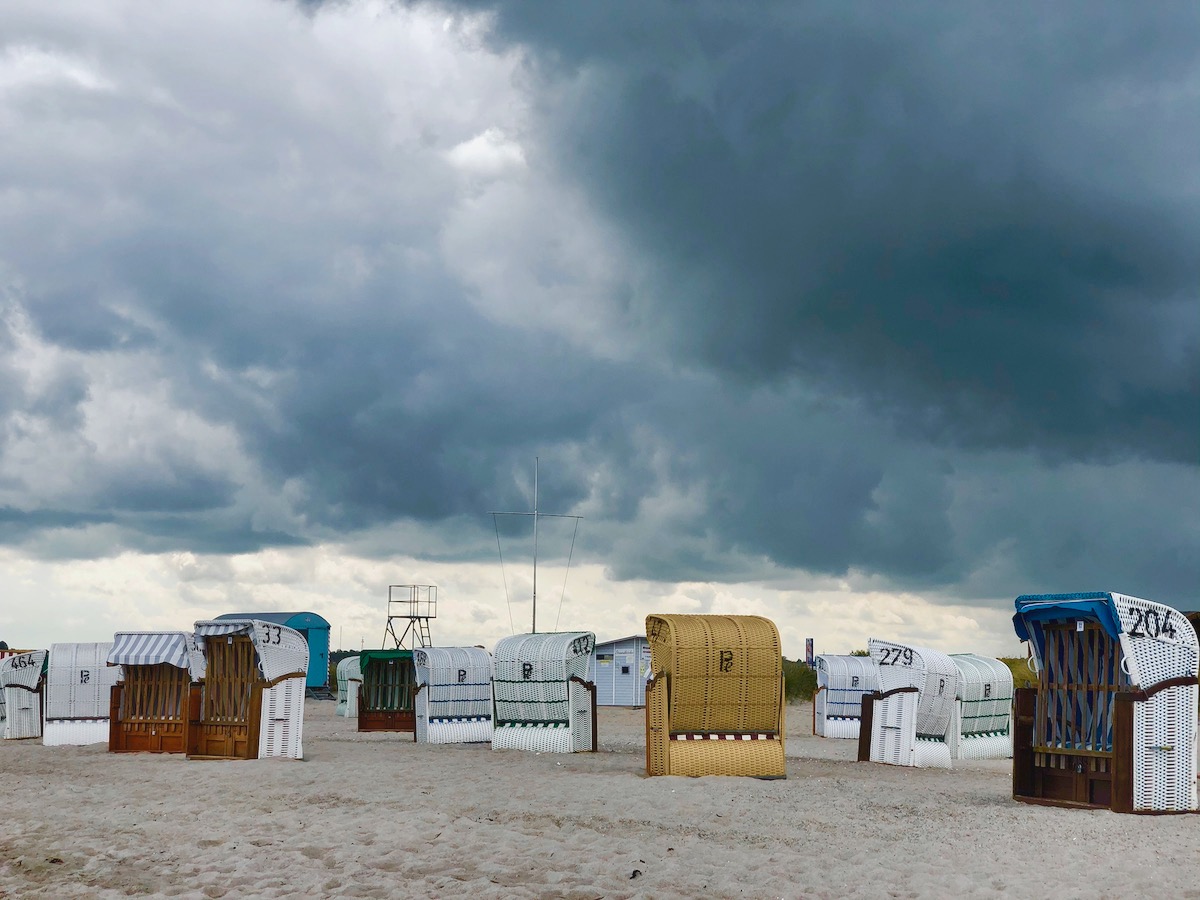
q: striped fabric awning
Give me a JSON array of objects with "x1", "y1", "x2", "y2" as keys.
[
  {"x1": 194, "y1": 619, "x2": 255, "y2": 638},
  {"x1": 108, "y1": 632, "x2": 192, "y2": 669}
]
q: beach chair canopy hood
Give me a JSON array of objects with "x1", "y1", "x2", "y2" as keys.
[
  {"x1": 815, "y1": 654, "x2": 879, "y2": 718},
  {"x1": 414, "y1": 646, "x2": 492, "y2": 704},
  {"x1": 492, "y1": 632, "x2": 593, "y2": 725},
  {"x1": 647, "y1": 613, "x2": 782, "y2": 734},
  {"x1": 0, "y1": 650, "x2": 47, "y2": 689},
  {"x1": 1014, "y1": 593, "x2": 1123, "y2": 653},
  {"x1": 359, "y1": 649, "x2": 412, "y2": 669},
  {"x1": 1014, "y1": 591, "x2": 1198, "y2": 688},
  {"x1": 194, "y1": 619, "x2": 309, "y2": 682},
  {"x1": 109, "y1": 631, "x2": 204, "y2": 680}
]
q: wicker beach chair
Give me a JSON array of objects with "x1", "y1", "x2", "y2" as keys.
[
  {"x1": 187, "y1": 619, "x2": 309, "y2": 760},
  {"x1": 1013, "y1": 591, "x2": 1199, "y2": 813},
  {"x1": 859, "y1": 638, "x2": 958, "y2": 768},
  {"x1": 0, "y1": 650, "x2": 47, "y2": 740},
  {"x1": 948, "y1": 654, "x2": 1013, "y2": 760},
  {"x1": 414, "y1": 646, "x2": 494, "y2": 744},
  {"x1": 357, "y1": 649, "x2": 417, "y2": 733},
  {"x1": 335, "y1": 655, "x2": 362, "y2": 717},
  {"x1": 107, "y1": 631, "x2": 204, "y2": 754},
  {"x1": 0, "y1": 648, "x2": 32, "y2": 727},
  {"x1": 645, "y1": 614, "x2": 786, "y2": 778},
  {"x1": 43, "y1": 643, "x2": 123, "y2": 747},
  {"x1": 492, "y1": 632, "x2": 597, "y2": 753},
  {"x1": 813, "y1": 654, "x2": 879, "y2": 739}
]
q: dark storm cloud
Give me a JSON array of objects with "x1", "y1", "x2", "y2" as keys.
[
  {"x1": 0, "y1": 0, "x2": 1196, "y2": 616},
  {"x1": 448, "y1": 0, "x2": 1200, "y2": 464},
  {"x1": 220, "y1": 313, "x2": 646, "y2": 530}
]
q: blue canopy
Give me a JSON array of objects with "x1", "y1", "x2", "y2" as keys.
[
  {"x1": 1013, "y1": 592, "x2": 1125, "y2": 662},
  {"x1": 1013, "y1": 592, "x2": 1124, "y2": 640}
]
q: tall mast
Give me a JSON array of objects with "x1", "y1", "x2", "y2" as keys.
[
  {"x1": 532, "y1": 459, "x2": 539, "y2": 633},
  {"x1": 490, "y1": 458, "x2": 582, "y2": 634}
]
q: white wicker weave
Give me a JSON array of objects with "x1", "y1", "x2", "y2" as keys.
[
  {"x1": 814, "y1": 654, "x2": 878, "y2": 739},
  {"x1": 865, "y1": 638, "x2": 958, "y2": 768},
  {"x1": 1110, "y1": 594, "x2": 1199, "y2": 812},
  {"x1": 492, "y1": 632, "x2": 595, "y2": 754},
  {"x1": 948, "y1": 654, "x2": 1013, "y2": 760},
  {"x1": 414, "y1": 647, "x2": 493, "y2": 744},
  {"x1": 0, "y1": 650, "x2": 46, "y2": 740},
  {"x1": 260, "y1": 676, "x2": 305, "y2": 758},
  {"x1": 43, "y1": 643, "x2": 123, "y2": 747},
  {"x1": 335, "y1": 655, "x2": 362, "y2": 717},
  {"x1": 0, "y1": 649, "x2": 30, "y2": 724}
]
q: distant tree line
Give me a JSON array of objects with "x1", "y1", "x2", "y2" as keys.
[{"x1": 782, "y1": 658, "x2": 817, "y2": 702}]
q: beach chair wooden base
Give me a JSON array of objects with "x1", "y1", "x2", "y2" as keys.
[
  {"x1": 109, "y1": 671, "x2": 191, "y2": 754},
  {"x1": 358, "y1": 709, "x2": 416, "y2": 733}
]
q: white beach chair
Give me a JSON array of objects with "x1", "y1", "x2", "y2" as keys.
[
  {"x1": 1013, "y1": 591, "x2": 1199, "y2": 813},
  {"x1": 336, "y1": 655, "x2": 362, "y2": 717},
  {"x1": 43, "y1": 643, "x2": 123, "y2": 746},
  {"x1": 414, "y1": 646, "x2": 494, "y2": 744},
  {"x1": 492, "y1": 632, "x2": 596, "y2": 753},
  {"x1": 0, "y1": 650, "x2": 47, "y2": 740},
  {"x1": 948, "y1": 654, "x2": 1013, "y2": 760},
  {"x1": 860, "y1": 638, "x2": 958, "y2": 768},
  {"x1": 814, "y1": 654, "x2": 878, "y2": 739}
]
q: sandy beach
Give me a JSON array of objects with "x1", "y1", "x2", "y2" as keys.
[{"x1": 1, "y1": 701, "x2": 1196, "y2": 899}]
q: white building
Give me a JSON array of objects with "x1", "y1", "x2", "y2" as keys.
[{"x1": 590, "y1": 635, "x2": 651, "y2": 707}]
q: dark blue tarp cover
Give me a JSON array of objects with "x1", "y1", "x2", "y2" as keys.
[{"x1": 1012, "y1": 592, "x2": 1124, "y2": 659}]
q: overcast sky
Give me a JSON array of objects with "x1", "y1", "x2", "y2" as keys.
[{"x1": 1, "y1": 0, "x2": 1196, "y2": 659}]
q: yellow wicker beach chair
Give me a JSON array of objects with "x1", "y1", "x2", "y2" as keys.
[{"x1": 645, "y1": 614, "x2": 786, "y2": 778}]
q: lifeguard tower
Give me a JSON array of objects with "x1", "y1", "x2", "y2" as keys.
[{"x1": 382, "y1": 584, "x2": 436, "y2": 650}]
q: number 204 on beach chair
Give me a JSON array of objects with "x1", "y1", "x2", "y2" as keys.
[
  {"x1": 1012, "y1": 591, "x2": 1199, "y2": 813},
  {"x1": 645, "y1": 614, "x2": 786, "y2": 778}
]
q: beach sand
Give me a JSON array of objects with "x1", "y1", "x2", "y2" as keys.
[{"x1": 1, "y1": 701, "x2": 1196, "y2": 899}]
